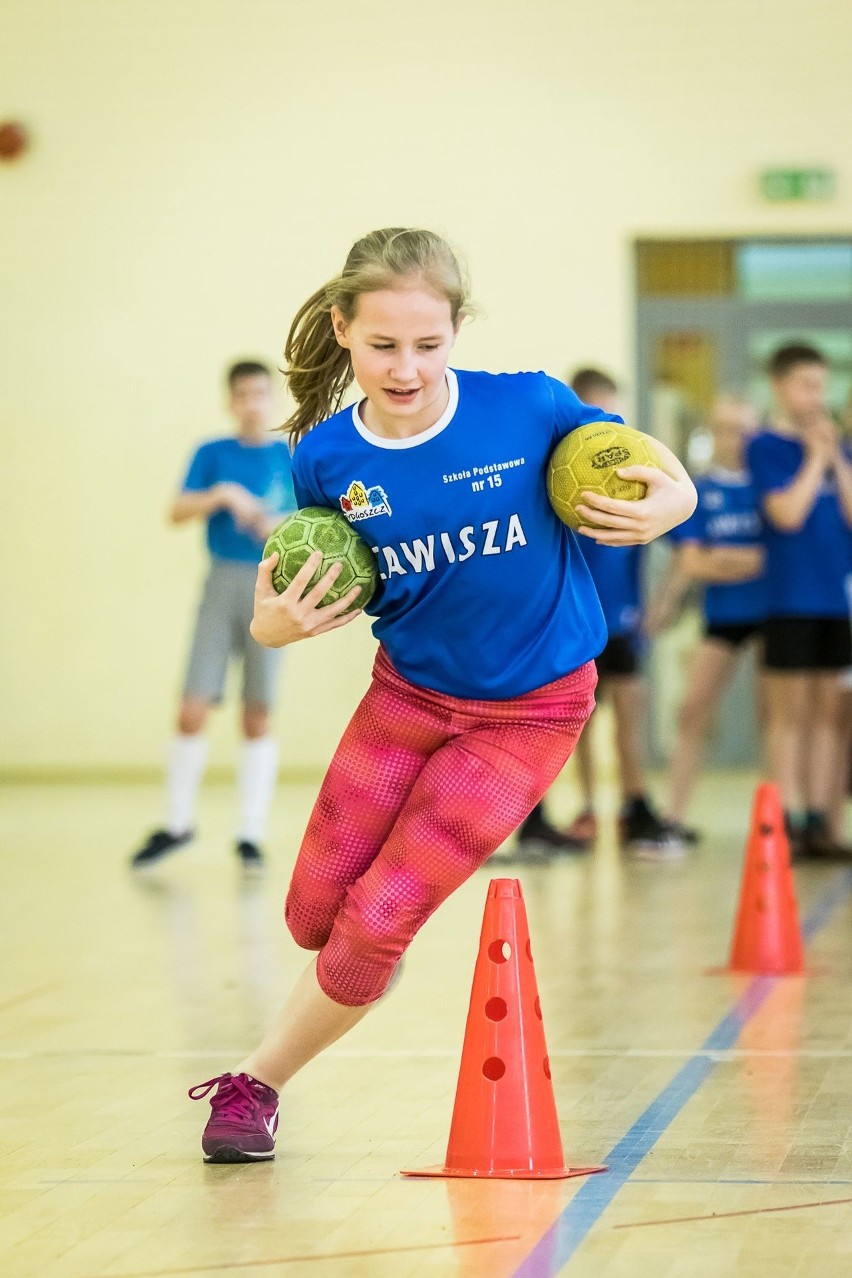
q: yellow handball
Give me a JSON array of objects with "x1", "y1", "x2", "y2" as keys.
[{"x1": 547, "y1": 421, "x2": 662, "y2": 530}]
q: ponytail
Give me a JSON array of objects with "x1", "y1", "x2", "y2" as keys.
[{"x1": 282, "y1": 285, "x2": 354, "y2": 444}]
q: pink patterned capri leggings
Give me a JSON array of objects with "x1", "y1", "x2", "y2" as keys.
[{"x1": 285, "y1": 647, "x2": 597, "y2": 1006}]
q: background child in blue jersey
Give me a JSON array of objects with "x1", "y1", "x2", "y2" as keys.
[
  {"x1": 130, "y1": 360, "x2": 297, "y2": 873},
  {"x1": 517, "y1": 369, "x2": 672, "y2": 857},
  {"x1": 188, "y1": 228, "x2": 698, "y2": 1164},
  {"x1": 648, "y1": 396, "x2": 768, "y2": 841},
  {"x1": 747, "y1": 344, "x2": 852, "y2": 859}
]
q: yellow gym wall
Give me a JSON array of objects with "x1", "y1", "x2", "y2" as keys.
[{"x1": 2, "y1": 0, "x2": 851, "y2": 778}]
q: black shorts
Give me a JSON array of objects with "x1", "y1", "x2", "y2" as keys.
[
  {"x1": 595, "y1": 634, "x2": 640, "y2": 680},
  {"x1": 763, "y1": 615, "x2": 852, "y2": 672},
  {"x1": 704, "y1": 620, "x2": 764, "y2": 649}
]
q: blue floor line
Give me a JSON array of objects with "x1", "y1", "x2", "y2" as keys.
[
  {"x1": 801, "y1": 868, "x2": 852, "y2": 941},
  {"x1": 511, "y1": 870, "x2": 852, "y2": 1278}
]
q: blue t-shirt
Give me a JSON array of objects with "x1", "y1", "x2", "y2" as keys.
[
  {"x1": 182, "y1": 437, "x2": 297, "y2": 563},
  {"x1": 291, "y1": 368, "x2": 622, "y2": 699},
  {"x1": 669, "y1": 467, "x2": 769, "y2": 625},
  {"x1": 746, "y1": 429, "x2": 852, "y2": 618},
  {"x1": 577, "y1": 541, "x2": 643, "y2": 638}
]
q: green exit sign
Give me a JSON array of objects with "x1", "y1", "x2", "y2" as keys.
[{"x1": 760, "y1": 168, "x2": 837, "y2": 201}]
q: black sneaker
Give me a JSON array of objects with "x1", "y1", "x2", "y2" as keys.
[
  {"x1": 130, "y1": 828, "x2": 193, "y2": 868},
  {"x1": 513, "y1": 804, "x2": 588, "y2": 860},
  {"x1": 793, "y1": 813, "x2": 852, "y2": 863},
  {"x1": 663, "y1": 821, "x2": 701, "y2": 846},
  {"x1": 236, "y1": 840, "x2": 265, "y2": 875},
  {"x1": 620, "y1": 797, "x2": 681, "y2": 857}
]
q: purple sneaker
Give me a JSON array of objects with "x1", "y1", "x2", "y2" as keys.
[{"x1": 188, "y1": 1072, "x2": 279, "y2": 1163}]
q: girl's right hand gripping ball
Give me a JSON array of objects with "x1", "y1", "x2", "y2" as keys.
[
  {"x1": 263, "y1": 507, "x2": 378, "y2": 612},
  {"x1": 547, "y1": 422, "x2": 662, "y2": 530}
]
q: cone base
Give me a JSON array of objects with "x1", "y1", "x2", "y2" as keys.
[{"x1": 401, "y1": 1163, "x2": 606, "y2": 1180}]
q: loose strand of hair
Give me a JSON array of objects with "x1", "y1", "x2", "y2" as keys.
[{"x1": 281, "y1": 283, "x2": 353, "y2": 444}]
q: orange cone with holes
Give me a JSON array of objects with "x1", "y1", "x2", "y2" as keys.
[
  {"x1": 727, "y1": 783, "x2": 804, "y2": 974},
  {"x1": 403, "y1": 878, "x2": 605, "y2": 1179}
]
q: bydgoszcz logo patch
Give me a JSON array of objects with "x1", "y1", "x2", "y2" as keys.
[{"x1": 339, "y1": 481, "x2": 392, "y2": 521}]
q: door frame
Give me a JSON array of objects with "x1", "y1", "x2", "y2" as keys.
[{"x1": 634, "y1": 235, "x2": 852, "y2": 768}]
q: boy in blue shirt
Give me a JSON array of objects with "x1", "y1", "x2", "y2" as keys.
[
  {"x1": 649, "y1": 396, "x2": 768, "y2": 841},
  {"x1": 747, "y1": 344, "x2": 852, "y2": 858},
  {"x1": 130, "y1": 361, "x2": 297, "y2": 872}
]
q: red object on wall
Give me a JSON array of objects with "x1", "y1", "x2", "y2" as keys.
[{"x1": 0, "y1": 121, "x2": 30, "y2": 161}]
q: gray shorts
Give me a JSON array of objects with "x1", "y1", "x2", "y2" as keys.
[{"x1": 183, "y1": 559, "x2": 284, "y2": 707}]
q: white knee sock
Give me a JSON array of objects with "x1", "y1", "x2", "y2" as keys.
[
  {"x1": 165, "y1": 734, "x2": 208, "y2": 836},
  {"x1": 237, "y1": 737, "x2": 280, "y2": 845}
]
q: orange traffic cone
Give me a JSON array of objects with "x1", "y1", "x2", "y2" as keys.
[
  {"x1": 403, "y1": 878, "x2": 605, "y2": 1180},
  {"x1": 726, "y1": 783, "x2": 804, "y2": 975}
]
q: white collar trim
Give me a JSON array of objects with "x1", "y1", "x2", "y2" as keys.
[{"x1": 351, "y1": 368, "x2": 458, "y2": 450}]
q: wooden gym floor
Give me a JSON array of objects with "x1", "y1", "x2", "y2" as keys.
[{"x1": 2, "y1": 769, "x2": 851, "y2": 1278}]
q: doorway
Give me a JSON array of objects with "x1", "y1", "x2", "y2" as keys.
[{"x1": 635, "y1": 237, "x2": 852, "y2": 765}]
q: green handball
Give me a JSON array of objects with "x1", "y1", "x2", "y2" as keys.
[{"x1": 263, "y1": 506, "x2": 378, "y2": 613}]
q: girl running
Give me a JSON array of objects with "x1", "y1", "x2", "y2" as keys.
[{"x1": 189, "y1": 228, "x2": 697, "y2": 1162}]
